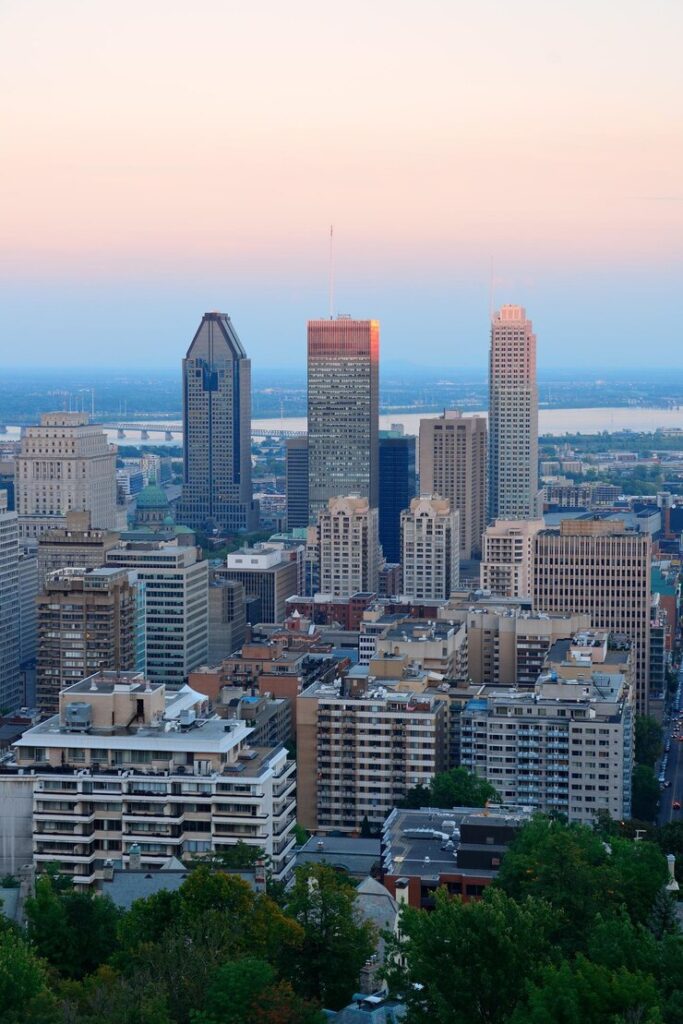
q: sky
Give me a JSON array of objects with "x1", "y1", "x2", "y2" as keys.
[{"x1": 1, "y1": 0, "x2": 682, "y2": 370}]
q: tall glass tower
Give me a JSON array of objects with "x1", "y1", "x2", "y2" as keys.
[
  {"x1": 178, "y1": 312, "x2": 258, "y2": 533},
  {"x1": 307, "y1": 316, "x2": 379, "y2": 523},
  {"x1": 488, "y1": 305, "x2": 539, "y2": 521}
]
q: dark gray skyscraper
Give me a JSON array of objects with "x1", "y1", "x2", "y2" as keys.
[
  {"x1": 285, "y1": 436, "x2": 309, "y2": 530},
  {"x1": 307, "y1": 316, "x2": 379, "y2": 522},
  {"x1": 178, "y1": 312, "x2": 258, "y2": 533}
]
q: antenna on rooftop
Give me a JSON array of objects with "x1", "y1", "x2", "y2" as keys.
[{"x1": 329, "y1": 224, "x2": 335, "y2": 320}]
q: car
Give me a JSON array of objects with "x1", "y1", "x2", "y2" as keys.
[{"x1": 673, "y1": 801, "x2": 681, "y2": 811}]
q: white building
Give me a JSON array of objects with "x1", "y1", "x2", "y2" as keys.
[
  {"x1": 460, "y1": 670, "x2": 634, "y2": 823},
  {"x1": 401, "y1": 495, "x2": 459, "y2": 601},
  {"x1": 16, "y1": 413, "x2": 117, "y2": 532},
  {"x1": 318, "y1": 496, "x2": 380, "y2": 598},
  {"x1": 11, "y1": 671, "x2": 297, "y2": 886},
  {"x1": 106, "y1": 540, "x2": 208, "y2": 688}
]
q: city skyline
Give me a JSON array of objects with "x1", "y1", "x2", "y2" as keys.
[{"x1": 1, "y1": 1, "x2": 682, "y2": 369}]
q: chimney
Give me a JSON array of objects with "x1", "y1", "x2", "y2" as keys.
[
  {"x1": 359, "y1": 956, "x2": 382, "y2": 996},
  {"x1": 128, "y1": 843, "x2": 142, "y2": 871},
  {"x1": 103, "y1": 858, "x2": 114, "y2": 882}
]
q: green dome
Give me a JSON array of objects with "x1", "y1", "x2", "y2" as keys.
[{"x1": 136, "y1": 484, "x2": 169, "y2": 510}]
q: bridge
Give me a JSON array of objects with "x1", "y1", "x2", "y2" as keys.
[{"x1": 101, "y1": 422, "x2": 306, "y2": 441}]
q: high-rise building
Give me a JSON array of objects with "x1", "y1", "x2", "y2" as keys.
[
  {"x1": 401, "y1": 495, "x2": 459, "y2": 601},
  {"x1": 13, "y1": 672, "x2": 297, "y2": 885},
  {"x1": 36, "y1": 567, "x2": 143, "y2": 718},
  {"x1": 15, "y1": 413, "x2": 117, "y2": 533},
  {"x1": 106, "y1": 540, "x2": 208, "y2": 688},
  {"x1": 488, "y1": 306, "x2": 539, "y2": 520},
  {"x1": 533, "y1": 519, "x2": 652, "y2": 712},
  {"x1": 297, "y1": 674, "x2": 446, "y2": 833},
  {"x1": 318, "y1": 496, "x2": 380, "y2": 598},
  {"x1": 37, "y1": 510, "x2": 120, "y2": 586},
  {"x1": 0, "y1": 492, "x2": 21, "y2": 711},
  {"x1": 419, "y1": 411, "x2": 487, "y2": 559},
  {"x1": 379, "y1": 432, "x2": 416, "y2": 564},
  {"x1": 208, "y1": 578, "x2": 247, "y2": 664},
  {"x1": 480, "y1": 518, "x2": 544, "y2": 598},
  {"x1": 307, "y1": 317, "x2": 379, "y2": 522},
  {"x1": 18, "y1": 540, "x2": 39, "y2": 703},
  {"x1": 178, "y1": 312, "x2": 258, "y2": 533},
  {"x1": 460, "y1": 667, "x2": 634, "y2": 823},
  {"x1": 285, "y1": 437, "x2": 309, "y2": 530},
  {"x1": 218, "y1": 544, "x2": 299, "y2": 624}
]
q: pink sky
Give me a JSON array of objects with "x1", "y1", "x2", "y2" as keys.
[{"x1": 1, "y1": 0, "x2": 682, "y2": 366}]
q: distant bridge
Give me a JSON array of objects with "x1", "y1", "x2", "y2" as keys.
[{"x1": 100, "y1": 422, "x2": 306, "y2": 441}]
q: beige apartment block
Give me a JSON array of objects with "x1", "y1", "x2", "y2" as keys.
[
  {"x1": 318, "y1": 496, "x2": 380, "y2": 598},
  {"x1": 373, "y1": 619, "x2": 468, "y2": 682},
  {"x1": 533, "y1": 519, "x2": 651, "y2": 713},
  {"x1": 401, "y1": 495, "x2": 459, "y2": 601},
  {"x1": 419, "y1": 411, "x2": 487, "y2": 559},
  {"x1": 297, "y1": 674, "x2": 446, "y2": 833},
  {"x1": 11, "y1": 671, "x2": 296, "y2": 886},
  {"x1": 37, "y1": 510, "x2": 120, "y2": 586},
  {"x1": 16, "y1": 414, "x2": 117, "y2": 532},
  {"x1": 461, "y1": 604, "x2": 592, "y2": 687},
  {"x1": 480, "y1": 518, "x2": 544, "y2": 598},
  {"x1": 36, "y1": 567, "x2": 141, "y2": 719},
  {"x1": 460, "y1": 669, "x2": 634, "y2": 823}
]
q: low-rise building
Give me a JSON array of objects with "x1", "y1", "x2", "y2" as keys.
[{"x1": 11, "y1": 671, "x2": 297, "y2": 886}]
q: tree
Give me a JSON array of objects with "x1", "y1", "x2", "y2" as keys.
[
  {"x1": 385, "y1": 887, "x2": 558, "y2": 1024},
  {"x1": 400, "y1": 768, "x2": 500, "y2": 810},
  {"x1": 632, "y1": 764, "x2": 660, "y2": 822},
  {"x1": 636, "y1": 716, "x2": 663, "y2": 767},
  {"x1": 189, "y1": 841, "x2": 262, "y2": 872},
  {"x1": 511, "y1": 955, "x2": 662, "y2": 1024},
  {"x1": 495, "y1": 816, "x2": 667, "y2": 947},
  {"x1": 285, "y1": 864, "x2": 375, "y2": 1010},
  {"x1": 25, "y1": 876, "x2": 120, "y2": 980},
  {"x1": 0, "y1": 928, "x2": 55, "y2": 1024},
  {"x1": 191, "y1": 959, "x2": 323, "y2": 1024}
]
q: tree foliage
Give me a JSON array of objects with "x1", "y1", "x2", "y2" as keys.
[
  {"x1": 632, "y1": 763, "x2": 661, "y2": 822},
  {"x1": 636, "y1": 715, "x2": 663, "y2": 768},
  {"x1": 400, "y1": 767, "x2": 500, "y2": 809}
]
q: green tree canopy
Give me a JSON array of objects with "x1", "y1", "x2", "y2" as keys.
[
  {"x1": 636, "y1": 715, "x2": 663, "y2": 767},
  {"x1": 400, "y1": 767, "x2": 500, "y2": 810},
  {"x1": 285, "y1": 864, "x2": 375, "y2": 1010},
  {"x1": 632, "y1": 764, "x2": 661, "y2": 822}
]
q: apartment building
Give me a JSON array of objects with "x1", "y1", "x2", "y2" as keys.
[
  {"x1": 460, "y1": 670, "x2": 634, "y2": 823},
  {"x1": 37, "y1": 511, "x2": 120, "y2": 586},
  {"x1": 419, "y1": 411, "x2": 487, "y2": 559},
  {"x1": 106, "y1": 541, "x2": 208, "y2": 688},
  {"x1": 297, "y1": 675, "x2": 446, "y2": 833},
  {"x1": 0, "y1": 491, "x2": 21, "y2": 711},
  {"x1": 401, "y1": 495, "x2": 459, "y2": 601},
  {"x1": 373, "y1": 619, "x2": 468, "y2": 682},
  {"x1": 480, "y1": 518, "x2": 544, "y2": 598},
  {"x1": 15, "y1": 413, "x2": 117, "y2": 532},
  {"x1": 533, "y1": 519, "x2": 651, "y2": 712},
  {"x1": 37, "y1": 567, "x2": 143, "y2": 718},
  {"x1": 12, "y1": 671, "x2": 297, "y2": 886},
  {"x1": 318, "y1": 496, "x2": 381, "y2": 598}
]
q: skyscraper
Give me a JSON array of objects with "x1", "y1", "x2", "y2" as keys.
[
  {"x1": 533, "y1": 519, "x2": 652, "y2": 713},
  {"x1": 419, "y1": 411, "x2": 487, "y2": 559},
  {"x1": 488, "y1": 305, "x2": 539, "y2": 520},
  {"x1": 0, "y1": 491, "x2": 21, "y2": 711},
  {"x1": 379, "y1": 431, "x2": 417, "y2": 564},
  {"x1": 178, "y1": 312, "x2": 258, "y2": 533},
  {"x1": 318, "y1": 496, "x2": 380, "y2": 598},
  {"x1": 401, "y1": 495, "x2": 459, "y2": 601},
  {"x1": 285, "y1": 437, "x2": 309, "y2": 530},
  {"x1": 307, "y1": 317, "x2": 379, "y2": 522},
  {"x1": 15, "y1": 413, "x2": 117, "y2": 534}
]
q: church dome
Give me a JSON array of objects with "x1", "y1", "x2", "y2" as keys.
[{"x1": 136, "y1": 484, "x2": 170, "y2": 510}]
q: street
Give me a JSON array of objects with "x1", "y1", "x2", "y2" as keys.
[{"x1": 657, "y1": 669, "x2": 683, "y2": 826}]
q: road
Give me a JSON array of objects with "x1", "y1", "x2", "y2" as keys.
[{"x1": 657, "y1": 669, "x2": 683, "y2": 826}]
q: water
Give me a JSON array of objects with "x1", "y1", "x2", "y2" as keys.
[{"x1": 3, "y1": 405, "x2": 683, "y2": 444}]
